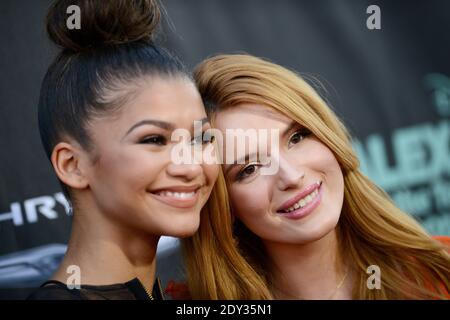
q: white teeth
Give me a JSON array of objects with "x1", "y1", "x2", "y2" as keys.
[
  {"x1": 158, "y1": 191, "x2": 196, "y2": 199},
  {"x1": 283, "y1": 188, "x2": 319, "y2": 212}
]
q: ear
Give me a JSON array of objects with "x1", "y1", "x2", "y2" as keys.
[{"x1": 51, "y1": 142, "x2": 89, "y2": 190}]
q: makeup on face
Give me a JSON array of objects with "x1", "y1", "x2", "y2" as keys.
[
  {"x1": 85, "y1": 77, "x2": 219, "y2": 237},
  {"x1": 214, "y1": 103, "x2": 344, "y2": 244},
  {"x1": 276, "y1": 180, "x2": 323, "y2": 219},
  {"x1": 148, "y1": 184, "x2": 203, "y2": 209}
]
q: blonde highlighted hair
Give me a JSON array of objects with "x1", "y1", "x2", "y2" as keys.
[{"x1": 182, "y1": 54, "x2": 450, "y2": 299}]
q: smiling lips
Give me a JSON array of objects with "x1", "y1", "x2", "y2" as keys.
[
  {"x1": 276, "y1": 181, "x2": 323, "y2": 219},
  {"x1": 149, "y1": 184, "x2": 202, "y2": 209}
]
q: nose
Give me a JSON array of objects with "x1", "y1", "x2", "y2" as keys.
[
  {"x1": 166, "y1": 162, "x2": 203, "y2": 182},
  {"x1": 276, "y1": 156, "x2": 305, "y2": 191}
]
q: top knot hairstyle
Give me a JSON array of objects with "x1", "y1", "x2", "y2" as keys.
[
  {"x1": 39, "y1": 0, "x2": 189, "y2": 202},
  {"x1": 46, "y1": 0, "x2": 161, "y2": 51}
]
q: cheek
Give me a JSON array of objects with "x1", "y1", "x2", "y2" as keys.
[
  {"x1": 229, "y1": 181, "x2": 270, "y2": 220},
  {"x1": 318, "y1": 147, "x2": 343, "y2": 186},
  {"x1": 204, "y1": 164, "x2": 219, "y2": 185},
  {"x1": 302, "y1": 140, "x2": 342, "y2": 178},
  {"x1": 310, "y1": 143, "x2": 345, "y2": 206},
  {"x1": 92, "y1": 147, "x2": 164, "y2": 192}
]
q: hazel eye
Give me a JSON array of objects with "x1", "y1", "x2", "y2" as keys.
[
  {"x1": 141, "y1": 135, "x2": 166, "y2": 145},
  {"x1": 236, "y1": 163, "x2": 261, "y2": 181},
  {"x1": 288, "y1": 129, "x2": 311, "y2": 147}
]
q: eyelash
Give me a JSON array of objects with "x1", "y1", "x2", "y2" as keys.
[
  {"x1": 235, "y1": 128, "x2": 311, "y2": 181},
  {"x1": 140, "y1": 132, "x2": 215, "y2": 146},
  {"x1": 236, "y1": 162, "x2": 262, "y2": 181},
  {"x1": 140, "y1": 135, "x2": 167, "y2": 145},
  {"x1": 288, "y1": 128, "x2": 311, "y2": 147},
  {"x1": 191, "y1": 132, "x2": 216, "y2": 145}
]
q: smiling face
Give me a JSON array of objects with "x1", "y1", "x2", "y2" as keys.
[
  {"x1": 80, "y1": 76, "x2": 219, "y2": 238},
  {"x1": 216, "y1": 103, "x2": 344, "y2": 245}
]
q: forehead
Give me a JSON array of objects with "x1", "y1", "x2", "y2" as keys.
[
  {"x1": 119, "y1": 76, "x2": 205, "y2": 123},
  {"x1": 87, "y1": 76, "x2": 207, "y2": 143},
  {"x1": 94, "y1": 77, "x2": 205, "y2": 128},
  {"x1": 214, "y1": 103, "x2": 291, "y2": 131}
]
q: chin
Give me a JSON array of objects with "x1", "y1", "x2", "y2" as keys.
[
  {"x1": 304, "y1": 221, "x2": 338, "y2": 243},
  {"x1": 165, "y1": 220, "x2": 200, "y2": 238}
]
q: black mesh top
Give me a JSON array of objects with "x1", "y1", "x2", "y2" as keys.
[{"x1": 27, "y1": 277, "x2": 164, "y2": 300}]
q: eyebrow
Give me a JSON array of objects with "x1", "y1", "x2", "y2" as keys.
[
  {"x1": 124, "y1": 117, "x2": 210, "y2": 138},
  {"x1": 223, "y1": 120, "x2": 299, "y2": 175}
]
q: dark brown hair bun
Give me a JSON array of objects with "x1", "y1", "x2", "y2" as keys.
[{"x1": 46, "y1": 0, "x2": 161, "y2": 52}]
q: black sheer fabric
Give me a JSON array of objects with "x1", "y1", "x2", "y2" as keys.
[{"x1": 27, "y1": 277, "x2": 164, "y2": 300}]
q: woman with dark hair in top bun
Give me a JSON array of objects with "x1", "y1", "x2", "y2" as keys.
[{"x1": 28, "y1": 0, "x2": 218, "y2": 300}]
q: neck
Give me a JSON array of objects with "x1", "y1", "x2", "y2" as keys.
[
  {"x1": 265, "y1": 229, "x2": 352, "y2": 300},
  {"x1": 53, "y1": 201, "x2": 159, "y2": 294}
]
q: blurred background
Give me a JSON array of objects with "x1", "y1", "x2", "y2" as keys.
[{"x1": 0, "y1": 0, "x2": 449, "y2": 299}]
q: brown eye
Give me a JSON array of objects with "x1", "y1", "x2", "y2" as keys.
[
  {"x1": 288, "y1": 129, "x2": 311, "y2": 147},
  {"x1": 141, "y1": 135, "x2": 166, "y2": 145},
  {"x1": 236, "y1": 163, "x2": 261, "y2": 181},
  {"x1": 243, "y1": 165, "x2": 256, "y2": 175},
  {"x1": 191, "y1": 131, "x2": 216, "y2": 145},
  {"x1": 204, "y1": 132, "x2": 216, "y2": 144},
  {"x1": 290, "y1": 132, "x2": 303, "y2": 144}
]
